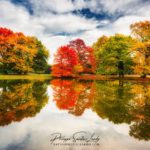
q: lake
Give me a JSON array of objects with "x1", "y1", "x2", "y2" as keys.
[{"x1": 0, "y1": 79, "x2": 150, "y2": 150}]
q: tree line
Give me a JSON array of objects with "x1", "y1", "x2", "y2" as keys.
[
  {"x1": 0, "y1": 20, "x2": 150, "y2": 77},
  {"x1": 52, "y1": 20, "x2": 150, "y2": 78}
]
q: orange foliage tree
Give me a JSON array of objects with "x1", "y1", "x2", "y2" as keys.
[
  {"x1": 130, "y1": 21, "x2": 150, "y2": 42},
  {"x1": 0, "y1": 27, "x2": 49, "y2": 74}
]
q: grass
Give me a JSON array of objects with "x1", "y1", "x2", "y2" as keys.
[
  {"x1": 1, "y1": 74, "x2": 150, "y2": 82},
  {"x1": 77, "y1": 74, "x2": 150, "y2": 82},
  {"x1": 0, "y1": 74, "x2": 51, "y2": 80}
]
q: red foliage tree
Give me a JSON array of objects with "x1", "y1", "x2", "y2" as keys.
[
  {"x1": 0, "y1": 27, "x2": 14, "y2": 36},
  {"x1": 52, "y1": 46, "x2": 78, "y2": 77},
  {"x1": 68, "y1": 39, "x2": 96, "y2": 73}
]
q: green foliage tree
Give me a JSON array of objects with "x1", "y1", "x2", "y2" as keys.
[
  {"x1": 92, "y1": 35, "x2": 109, "y2": 71},
  {"x1": 94, "y1": 34, "x2": 134, "y2": 77},
  {"x1": 32, "y1": 38, "x2": 49, "y2": 73}
]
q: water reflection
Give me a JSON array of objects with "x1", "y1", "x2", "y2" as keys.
[
  {"x1": 0, "y1": 79, "x2": 150, "y2": 150},
  {"x1": 51, "y1": 79, "x2": 95, "y2": 116},
  {"x1": 92, "y1": 80, "x2": 134, "y2": 124},
  {"x1": 129, "y1": 83, "x2": 150, "y2": 141},
  {"x1": 0, "y1": 80, "x2": 49, "y2": 126},
  {"x1": 51, "y1": 79, "x2": 150, "y2": 141}
]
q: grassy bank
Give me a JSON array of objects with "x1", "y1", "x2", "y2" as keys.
[
  {"x1": 0, "y1": 74, "x2": 51, "y2": 80},
  {"x1": 1, "y1": 74, "x2": 150, "y2": 82},
  {"x1": 77, "y1": 75, "x2": 150, "y2": 82}
]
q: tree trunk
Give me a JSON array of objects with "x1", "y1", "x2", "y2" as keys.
[
  {"x1": 118, "y1": 61, "x2": 124, "y2": 78},
  {"x1": 141, "y1": 73, "x2": 146, "y2": 78}
]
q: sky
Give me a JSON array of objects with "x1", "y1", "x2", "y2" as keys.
[{"x1": 0, "y1": 0, "x2": 150, "y2": 64}]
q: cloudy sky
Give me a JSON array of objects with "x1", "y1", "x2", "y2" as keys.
[{"x1": 0, "y1": 0, "x2": 150, "y2": 63}]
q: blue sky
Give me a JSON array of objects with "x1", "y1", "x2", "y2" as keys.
[{"x1": 0, "y1": 0, "x2": 150, "y2": 63}]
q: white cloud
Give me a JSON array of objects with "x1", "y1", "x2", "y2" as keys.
[
  {"x1": 36, "y1": 14, "x2": 98, "y2": 34},
  {"x1": 98, "y1": 0, "x2": 140, "y2": 14},
  {"x1": 112, "y1": 15, "x2": 150, "y2": 35},
  {"x1": 0, "y1": 0, "x2": 150, "y2": 64},
  {"x1": 30, "y1": 0, "x2": 75, "y2": 14}
]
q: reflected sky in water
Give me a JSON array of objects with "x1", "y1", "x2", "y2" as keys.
[{"x1": 0, "y1": 79, "x2": 150, "y2": 150}]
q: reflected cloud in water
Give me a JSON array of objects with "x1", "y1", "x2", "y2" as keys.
[{"x1": 0, "y1": 79, "x2": 150, "y2": 150}]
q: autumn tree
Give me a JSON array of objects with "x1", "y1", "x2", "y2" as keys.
[
  {"x1": 0, "y1": 27, "x2": 14, "y2": 36},
  {"x1": 52, "y1": 46, "x2": 78, "y2": 77},
  {"x1": 130, "y1": 21, "x2": 150, "y2": 77},
  {"x1": 130, "y1": 21, "x2": 150, "y2": 42},
  {"x1": 94, "y1": 34, "x2": 134, "y2": 77},
  {"x1": 0, "y1": 27, "x2": 49, "y2": 74},
  {"x1": 0, "y1": 31, "x2": 37, "y2": 74},
  {"x1": 68, "y1": 39, "x2": 96, "y2": 73}
]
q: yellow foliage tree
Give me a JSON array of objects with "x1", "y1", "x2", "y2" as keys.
[{"x1": 131, "y1": 21, "x2": 150, "y2": 77}]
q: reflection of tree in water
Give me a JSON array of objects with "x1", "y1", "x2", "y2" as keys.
[
  {"x1": 93, "y1": 81, "x2": 150, "y2": 141},
  {"x1": 51, "y1": 79, "x2": 150, "y2": 141},
  {"x1": 92, "y1": 80, "x2": 134, "y2": 124},
  {"x1": 51, "y1": 79, "x2": 95, "y2": 116},
  {"x1": 69, "y1": 81, "x2": 95, "y2": 116},
  {"x1": 0, "y1": 80, "x2": 48, "y2": 126},
  {"x1": 129, "y1": 83, "x2": 150, "y2": 141}
]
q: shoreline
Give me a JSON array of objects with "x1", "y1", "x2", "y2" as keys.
[
  {"x1": 0, "y1": 74, "x2": 150, "y2": 82},
  {"x1": 77, "y1": 75, "x2": 150, "y2": 82},
  {"x1": 0, "y1": 74, "x2": 51, "y2": 80}
]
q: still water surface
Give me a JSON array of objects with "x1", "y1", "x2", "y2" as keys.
[{"x1": 0, "y1": 79, "x2": 150, "y2": 150}]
